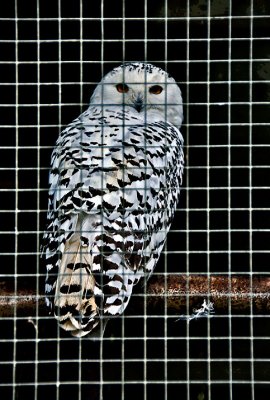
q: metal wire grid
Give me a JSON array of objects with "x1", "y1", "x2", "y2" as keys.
[{"x1": 0, "y1": 0, "x2": 270, "y2": 399}]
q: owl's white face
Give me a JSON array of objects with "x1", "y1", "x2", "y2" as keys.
[{"x1": 90, "y1": 63, "x2": 183, "y2": 128}]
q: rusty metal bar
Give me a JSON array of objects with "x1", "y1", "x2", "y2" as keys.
[
  {"x1": 0, "y1": 275, "x2": 270, "y2": 317},
  {"x1": 147, "y1": 275, "x2": 270, "y2": 314}
]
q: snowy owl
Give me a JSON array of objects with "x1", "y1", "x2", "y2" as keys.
[{"x1": 41, "y1": 62, "x2": 184, "y2": 337}]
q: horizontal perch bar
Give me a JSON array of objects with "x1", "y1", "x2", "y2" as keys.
[
  {"x1": 147, "y1": 275, "x2": 270, "y2": 314},
  {"x1": 0, "y1": 275, "x2": 269, "y2": 317}
]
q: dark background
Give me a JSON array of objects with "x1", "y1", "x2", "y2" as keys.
[{"x1": 1, "y1": 0, "x2": 270, "y2": 399}]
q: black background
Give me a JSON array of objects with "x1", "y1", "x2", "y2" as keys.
[{"x1": 1, "y1": 0, "x2": 270, "y2": 399}]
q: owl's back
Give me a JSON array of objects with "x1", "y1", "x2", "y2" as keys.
[{"x1": 42, "y1": 97, "x2": 184, "y2": 337}]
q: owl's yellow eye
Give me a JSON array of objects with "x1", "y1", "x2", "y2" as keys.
[
  {"x1": 116, "y1": 83, "x2": 129, "y2": 93},
  {"x1": 149, "y1": 85, "x2": 163, "y2": 95}
]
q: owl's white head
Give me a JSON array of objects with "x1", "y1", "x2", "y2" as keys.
[{"x1": 90, "y1": 62, "x2": 183, "y2": 128}]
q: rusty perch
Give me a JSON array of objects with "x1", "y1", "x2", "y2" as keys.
[{"x1": 0, "y1": 275, "x2": 270, "y2": 317}]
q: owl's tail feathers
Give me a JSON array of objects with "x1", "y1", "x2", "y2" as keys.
[{"x1": 53, "y1": 235, "x2": 102, "y2": 337}]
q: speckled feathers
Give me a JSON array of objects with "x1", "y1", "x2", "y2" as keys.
[{"x1": 42, "y1": 62, "x2": 184, "y2": 337}]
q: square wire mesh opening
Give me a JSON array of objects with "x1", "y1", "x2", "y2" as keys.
[{"x1": 1, "y1": 0, "x2": 270, "y2": 399}]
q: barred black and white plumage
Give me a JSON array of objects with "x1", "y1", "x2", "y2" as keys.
[{"x1": 41, "y1": 62, "x2": 184, "y2": 337}]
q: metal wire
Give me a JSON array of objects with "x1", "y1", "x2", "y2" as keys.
[{"x1": 1, "y1": 0, "x2": 270, "y2": 399}]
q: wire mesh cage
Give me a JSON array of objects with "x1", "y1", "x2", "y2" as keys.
[{"x1": 1, "y1": 0, "x2": 270, "y2": 399}]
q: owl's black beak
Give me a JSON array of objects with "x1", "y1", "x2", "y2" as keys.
[{"x1": 133, "y1": 94, "x2": 144, "y2": 112}]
